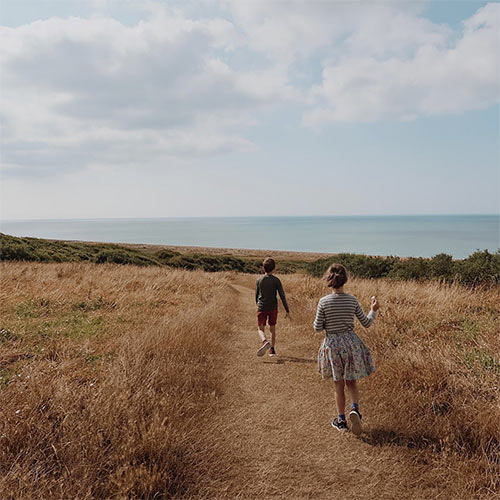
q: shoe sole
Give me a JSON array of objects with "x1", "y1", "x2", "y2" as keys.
[
  {"x1": 349, "y1": 411, "x2": 362, "y2": 435},
  {"x1": 257, "y1": 342, "x2": 271, "y2": 357}
]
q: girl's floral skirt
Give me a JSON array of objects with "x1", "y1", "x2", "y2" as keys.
[{"x1": 318, "y1": 331, "x2": 375, "y2": 381}]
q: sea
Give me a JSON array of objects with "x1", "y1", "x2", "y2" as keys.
[{"x1": 1, "y1": 215, "x2": 499, "y2": 259}]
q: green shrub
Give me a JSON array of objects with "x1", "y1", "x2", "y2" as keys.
[
  {"x1": 0, "y1": 241, "x2": 36, "y2": 261},
  {"x1": 88, "y1": 247, "x2": 153, "y2": 266},
  {"x1": 0, "y1": 234, "x2": 160, "y2": 267},
  {"x1": 307, "y1": 253, "x2": 396, "y2": 279},
  {"x1": 429, "y1": 253, "x2": 455, "y2": 280},
  {"x1": 156, "y1": 249, "x2": 181, "y2": 263},
  {"x1": 1, "y1": 233, "x2": 498, "y2": 285},
  {"x1": 306, "y1": 250, "x2": 499, "y2": 286},
  {"x1": 165, "y1": 254, "x2": 248, "y2": 272},
  {"x1": 95, "y1": 249, "x2": 133, "y2": 265},
  {"x1": 454, "y1": 250, "x2": 500, "y2": 287},
  {"x1": 388, "y1": 257, "x2": 431, "y2": 281}
]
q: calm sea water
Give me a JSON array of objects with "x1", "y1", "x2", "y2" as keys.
[{"x1": 1, "y1": 215, "x2": 499, "y2": 258}]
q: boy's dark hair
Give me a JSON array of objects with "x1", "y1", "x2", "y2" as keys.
[
  {"x1": 262, "y1": 257, "x2": 276, "y2": 273},
  {"x1": 325, "y1": 263, "x2": 348, "y2": 288}
]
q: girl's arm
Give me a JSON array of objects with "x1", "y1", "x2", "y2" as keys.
[
  {"x1": 354, "y1": 299, "x2": 376, "y2": 328},
  {"x1": 313, "y1": 301, "x2": 325, "y2": 332}
]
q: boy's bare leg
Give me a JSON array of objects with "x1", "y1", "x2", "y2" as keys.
[
  {"x1": 257, "y1": 325, "x2": 267, "y2": 342},
  {"x1": 270, "y1": 325, "x2": 276, "y2": 348},
  {"x1": 334, "y1": 380, "x2": 346, "y2": 416}
]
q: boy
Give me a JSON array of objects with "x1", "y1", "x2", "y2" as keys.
[{"x1": 255, "y1": 257, "x2": 290, "y2": 357}]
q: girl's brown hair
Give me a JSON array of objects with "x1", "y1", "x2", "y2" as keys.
[{"x1": 325, "y1": 263, "x2": 348, "y2": 288}]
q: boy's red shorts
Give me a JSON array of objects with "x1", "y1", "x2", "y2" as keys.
[{"x1": 257, "y1": 309, "x2": 278, "y2": 326}]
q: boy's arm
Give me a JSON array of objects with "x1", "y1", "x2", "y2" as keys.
[
  {"x1": 255, "y1": 280, "x2": 259, "y2": 305},
  {"x1": 277, "y1": 280, "x2": 290, "y2": 313}
]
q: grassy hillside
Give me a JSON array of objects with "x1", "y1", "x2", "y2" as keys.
[
  {"x1": 1, "y1": 233, "x2": 499, "y2": 286},
  {"x1": 0, "y1": 262, "x2": 234, "y2": 498},
  {"x1": 283, "y1": 274, "x2": 499, "y2": 471},
  {"x1": 1, "y1": 262, "x2": 498, "y2": 498},
  {"x1": 0, "y1": 233, "x2": 305, "y2": 274}
]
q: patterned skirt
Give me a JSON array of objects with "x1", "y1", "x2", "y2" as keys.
[{"x1": 318, "y1": 331, "x2": 375, "y2": 381}]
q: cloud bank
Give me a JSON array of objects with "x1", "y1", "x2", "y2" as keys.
[{"x1": 1, "y1": 1, "x2": 498, "y2": 176}]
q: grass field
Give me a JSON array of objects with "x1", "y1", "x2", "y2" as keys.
[
  {"x1": 0, "y1": 262, "x2": 234, "y2": 498},
  {"x1": 1, "y1": 261, "x2": 499, "y2": 498},
  {"x1": 283, "y1": 275, "x2": 500, "y2": 482}
]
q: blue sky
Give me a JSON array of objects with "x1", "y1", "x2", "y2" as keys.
[{"x1": 1, "y1": 0, "x2": 498, "y2": 219}]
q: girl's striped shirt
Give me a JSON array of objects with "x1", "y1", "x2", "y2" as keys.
[{"x1": 313, "y1": 293, "x2": 375, "y2": 335}]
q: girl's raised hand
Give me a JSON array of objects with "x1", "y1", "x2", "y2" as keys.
[{"x1": 371, "y1": 296, "x2": 380, "y2": 311}]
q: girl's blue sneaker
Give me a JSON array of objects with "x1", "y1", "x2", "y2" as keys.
[{"x1": 331, "y1": 417, "x2": 348, "y2": 432}]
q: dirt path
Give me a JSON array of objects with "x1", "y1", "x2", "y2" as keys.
[{"x1": 208, "y1": 279, "x2": 449, "y2": 500}]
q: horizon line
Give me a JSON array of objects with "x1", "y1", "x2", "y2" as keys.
[{"x1": 1, "y1": 213, "x2": 499, "y2": 223}]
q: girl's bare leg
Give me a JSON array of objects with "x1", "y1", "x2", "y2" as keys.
[
  {"x1": 270, "y1": 325, "x2": 276, "y2": 347},
  {"x1": 257, "y1": 325, "x2": 267, "y2": 342},
  {"x1": 334, "y1": 380, "x2": 346, "y2": 416},
  {"x1": 346, "y1": 379, "x2": 362, "y2": 434},
  {"x1": 345, "y1": 380, "x2": 359, "y2": 406}
]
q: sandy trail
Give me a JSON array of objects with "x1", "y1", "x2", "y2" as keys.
[{"x1": 208, "y1": 278, "x2": 447, "y2": 500}]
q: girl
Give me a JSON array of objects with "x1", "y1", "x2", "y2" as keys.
[{"x1": 313, "y1": 263, "x2": 379, "y2": 435}]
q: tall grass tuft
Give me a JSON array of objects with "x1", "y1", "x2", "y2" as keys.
[{"x1": 0, "y1": 262, "x2": 232, "y2": 498}]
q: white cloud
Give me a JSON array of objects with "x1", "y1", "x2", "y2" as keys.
[
  {"x1": 1, "y1": 1, "x2": 498, "y2": 179},
  {"x1": 304, "y1": 3, "x2": 499, "y2": 124},
  {"x1": 0, "y1": 10, "x2": 271, "y2": 176},
  {"x1": 226, "y1": 1, "x2": 440, "y2": 61}
]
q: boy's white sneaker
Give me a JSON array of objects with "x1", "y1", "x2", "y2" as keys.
[{"x1": 257, "y1": 340, "x2": 271, "y2": 357}]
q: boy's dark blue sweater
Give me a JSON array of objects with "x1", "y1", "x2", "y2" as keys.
[{"x1": 255, "y1": 274, "x2": 289, "y2": 313}]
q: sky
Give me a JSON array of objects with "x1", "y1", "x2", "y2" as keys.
[{"x1": 0, "y1": 0, "x2": 499, "y2": 220}]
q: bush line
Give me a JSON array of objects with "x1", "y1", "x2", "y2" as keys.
[
  {"x1": 306, "y1": 251, "x2": 500, "y2": 287},
  {"x1": 1, "y1": 233, "x2": 498, "y2": 286}
]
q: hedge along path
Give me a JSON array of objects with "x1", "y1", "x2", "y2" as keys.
[{"x1": 206, "y1": 276, "x2": 465, "y2": 500}]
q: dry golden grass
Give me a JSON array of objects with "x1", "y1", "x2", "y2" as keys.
[
  {"x1": 281, "y1": 274, "x2": 500, "y2": 496},
  {"x1": 1, "y1": 262, "x2": 498, "y2": 499},
  {"x1": 0, "y1": 262, "x2": 233, "y2": 498}
]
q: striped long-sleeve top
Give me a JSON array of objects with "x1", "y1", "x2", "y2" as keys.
[{"x1": 313, "y1": 293, "x2": 375, "y2": 335}]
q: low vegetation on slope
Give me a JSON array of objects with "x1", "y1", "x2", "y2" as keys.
[
  {"x1": 0, "y1": 233, "x2": 304, "y2": 274},
  {"x1": 306, "y1": 250, "x2": 500, "y2": 286},
  {"x1": 1, "y1": 233, "x2": 499, "y2": 286}
]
